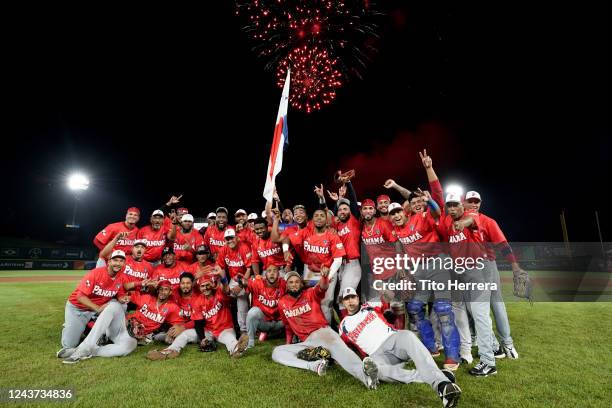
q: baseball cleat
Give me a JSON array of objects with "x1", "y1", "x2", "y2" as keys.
[
  {"x1": 362, "y1": 357, "x2": 379, "y2": 390},
  {"x1": 443, "y1": 359, "x2": 460, "y2": 371},
  {"x1": 230, "y1": 333, "x2": 249, "y2": 359},
  {"x1": 494, "y1": 346, "x2": 506, "y2": 359},
  {"x1": 438, "y1": 381, "x2": 462, "y2": 408},
  {"x1": 440, "y1": 368, "x2": 456, "y2": 384},
  {"x1": 56, "y1": 348, "x2": 76, "y2": 359},
  {"x1": 503, "y1": 345, "x2": 519, "y2": 359},
  {"x1": 431, "y1": 350, "x2": 441, "y2": 357},
  {"x1": 469, "y1": 362, "x2": 497, "y2": 377},
  {"x1": 146, "y1": 349, "x2": 179, "y2": 361},
  {"x1": 314, "y1": 359, "x2": 329, "y2": 376},
  {"x1": 62, "y1": 348, "x2": 92, "y2": 364}
]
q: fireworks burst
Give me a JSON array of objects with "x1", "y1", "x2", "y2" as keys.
[{"x1": 236, "y1": 0, "x2": 381, "y2": 112}]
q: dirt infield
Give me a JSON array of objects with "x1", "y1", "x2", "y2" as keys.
[{"x1": 0, "y1": 276, "x2": 80, "y2": 283}]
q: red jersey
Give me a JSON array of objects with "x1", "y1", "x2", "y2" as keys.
[
  {"x1": 187, "y1": 260, "x2": 215, "y2": 279},
  {"x1": 137, "y1": 225, "x2": 170, "y2": 262},
  {"x1": 333, "y1": 215, "x2": 362, "y2": 260},
  {"x1": 173, "y1": 228, "x2": 204, "y2": 263},
  {"x1": 247, "y1": 278, "x2": 287, "y2": 321},
  {"x1": 362, "y1": 218, "x2": 399, "y2": 280},
  {"x1": 252, "y1": 236, "x2": 286, "y2": 270},
  {"x1": 171, "y1": 289, "x2": 200, "y2": 328},
  {"x1": 282, "y1": 221, "x2": 314, "y2": 262},
  {"x1": 124, "y1": 256, "x2": 154, "y2": 284},
  {"x1": 278, "y1": 286, "x2": 328, "y2": 342},
  {"x1": 192, "y1": 287, "x2": 234, "y2": 337},
  {"x1": 130, "y1": 291, "x2": 181, "y2": 335},
  {"x1": 152, "y1": 261, "x2": 191, "y2": 288},
  {"x1": 438, "y1": 212, "x2": 488, "y2": 260},
  {"x1": 203, "y1": 225, "x2": 235, "y2": 258},
  {"x1": 68, "y1": 267, "x2": 129, "y2": 310},
  {"x1": 216, "y1": 242, "x2": 252, "y2": 279},
  {"x1": 237, "y1": 227, "x2": 256, "y2": 247},
  {"x1": 93, "y1": 222, "x2": 139, "y2": 258},
  {"x1": 478, "y1": 213, "x2": 508, "y2": 260},
  {"x1": 393, "y1": 211, "x2": 442, "y2": 258},
  {"x1": 290, "y1": 228, "x2": 346, "y2": 272}
]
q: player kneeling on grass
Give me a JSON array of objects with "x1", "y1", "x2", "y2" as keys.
[
  {"x1": 61, "y1": 279, "x2": 180, "y2": 364},
  {"x1": 271, "y1": 269, "x2": 380, "y2": 390},
  {"x1": 148, "y1": 273, "x2": 249, "y2": 360},
  {"x1": 339, "y1": 288, "x2": 462, "y2": 408}
]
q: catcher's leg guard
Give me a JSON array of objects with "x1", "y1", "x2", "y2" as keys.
[
  {"x1": 391, "y1": 302, "x2": 406, "y2": 330},
  {"x1": 433, "y1": 300, "x2": 460, "y2": 362},
  {"x1": 407, "y1": 300, "x2": 436, "y2": 353}
]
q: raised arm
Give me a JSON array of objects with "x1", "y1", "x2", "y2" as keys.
[{"x1": 383, "y1": 179, "x2": 412, "y2": 201}]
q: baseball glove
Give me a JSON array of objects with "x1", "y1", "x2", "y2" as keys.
[
  {"x1": 513, "y1": 269, "x2": 533, "y2": 301},
  {"x1": 127, "y1": 317, "x2": 146, "y2": 340},
  {"x1": 297, "y1": 346, "x2": 331, "y2": 361},
  {"x1": 199, "y1": 338, "x2": 217, "y2": 352}
]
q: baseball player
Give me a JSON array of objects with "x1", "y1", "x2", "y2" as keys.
[
  {"x1": 203, "y1": 207, "x2": 235, "y2": 259},
  {"x1": 173, "y1": 213, "x2": 204, "y2": 263},
  {"x1": 277, "y1": 208, "x2": 346, "y2": 323},
  {"x1": 151, "y1": 247, "x2": 192, "y2": 289},
  {"x1": 388, "y1": 198, "x2": 461, "y2": 371},
  {"x1": 251, "y1": 217, "x2": 288, "y2": 277},
  {"x1": 244, "y1": 264, "x2": 287, "y2": 348},
  {"x1": 137, "y1": 209, "x2": 177, "y2": 265},
  {"x1": 93, "y1": 207, "x2": 140, "y2": 267},
  {"x1": 235, "y1": 209, "x2": 256, "y2": 247},
  {"x1": 215, "y1": 228, "x2": 253, "y2": 334},
  {"x1": 272, "y1": 269, "x2": 380, "y2": 388},
  {"x1": 61, "y1": 279, "x2": 180, "y2": 364},
  {"x1": 188, "y1": 244, "x2": 215, "y2": 280},
  {"x1": 339, "y1": 288, "x2": 462, "y2": 408},
  {"x1": 100, "y1": 237, "x2": 154, "y2": 284},
  {"x1": 376, "y1": 194, "x2": 391, "y2": 220}
]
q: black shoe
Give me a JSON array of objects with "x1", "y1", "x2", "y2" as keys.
[
  {"x1": 469, "y1": 362, "x2": 497, "y2": 377},
  {"x1": 440, "y1": 368, "x2": 456, "y2": 384},
  {"x1": 438, "y1": 381, "x2": 462, "y2": 408},
  {"x1": 494, "y1": 346, "x2": 506, "y2": 359}
]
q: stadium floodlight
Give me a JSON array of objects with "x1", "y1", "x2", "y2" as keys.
[
  {"x1": 445, "y1": 184, "x2": 464, "y2": 197},
  {"x1": 67, "y1": 173, "x2": 89, "y2": 191}
]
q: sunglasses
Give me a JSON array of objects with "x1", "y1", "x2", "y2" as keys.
[
  {"x1": 466, "y1": 199, "x2": 481, "y2": 204},
  {"x1": 224, "y1": 236, "x2": 235, "y2": 241}
]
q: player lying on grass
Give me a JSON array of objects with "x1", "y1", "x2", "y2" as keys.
[
  {"x1": 339, "y1": 287, "x2": 462, "y2": 408},
  {"x1": 271, "y1": 269, "x2": 380, "y2": 390}
]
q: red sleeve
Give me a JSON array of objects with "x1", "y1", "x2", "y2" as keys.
[
  {"x1": 191, "y1": 296, "x2": 203, "y2": 321},
  {"x1": 382, "y1": 220, "x2": 398, "y2": 242},
  {"x1": 287, "y1": 228, "x2": 305, "y2": 247},
  {"x1": 313, "y1": 285, "x2": 326, "y2": 302},
  {"x1": 251, "y1": 245, "x2": 260, "y2": 264},
  {"x1": 429, "y1": 179, "x2": 444, "y2": 209},
  {"x1": 94, "y1": 224, "x2": 116, "y2": 247},
  {"x1": 330, "y1": 234, "x2": 346, "y2": 259},
  {"x1": 216, "y1": 248, "x2": 227, "y2": 269},
  {"x1": 483, "y1": 217, "x2": 507, "y2": 244},
  {"x1": 165, "y1": 304, "x2": 183, "y2": 325},
  {"x1": 129, "y1": 290, "x2": 142, "y2": 307},
  {"x1": 467, "y1": 212, "x2": 481, "y2": 230},
  {"x1": 75, "y1": 270, "x2": 97, "y2": 297},
  {"x1": 241, "y1": 244, "x2": 253, "y2": 268}
]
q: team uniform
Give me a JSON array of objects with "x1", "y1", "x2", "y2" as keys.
[
  {"x1": 62, "y1": 266, "x2": 130, "y2": 348},
  {"x1": 339, "y1": 299, "x2": 449, "y2": 389},
  {"x1": 216, "y1": 242, "x2": 253, "y2": 333},
  {"x1": 271, "y1": 284, "x2": 377, "y2": 388},
  {"x1": 251, "y1": 235, "x2": 287, "y2": 273},
  {"x1": 203, "y1": 225, "x2": 235, "y2": 259},
  {"x1": 137, "y1": 225, "x2": 170, "y2": 263},
  {"x1": 237, "y1": 227, "x2": 256, "y2": 248},
  {"x1": 93, "y1": 222, "x2": 139, "y2": 266},
  {"x1": 173, "y1": 229, "x2": 204, "y2": 263},
  {"x1": 333, "y1": 214, "x2": 363, "y2": 313},
  {"x1": 124, "y1": 256, "x2": 154, "y2": 284},
  {"x1": 187, "y1": 259, "x2": 215, "y2": 280},
  {"x1": 151, "y1": 261, "x2": 192, "y2": 289},
  {"x1": 361, "y1": 218, "x2": 399, "y2": 281},
  {"x1": 245, "y1": 278, "x2": 286, "y2": 345}
]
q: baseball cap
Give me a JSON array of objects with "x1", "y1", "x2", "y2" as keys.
[
  {"x1": 445, "y1": 193, "x2": 462, "y2": 204},
  {"x1": 337, "y1": 198, "x2": 351, "y2": 208},
  {"x1": 162, "y1": 247, "x2": 174, "y2": 256},
  {"x1": 157, "y1": 279, "x2": 172, "y2": 289},
  {"x1": 377, "y1": 194, "x2": 391, "y2": 203},
  {"x1": 247, "y1": 212, "x2": 258, "y2": 220},
  {"x1": 341, "y1": 287, "x2": 358, "y2": 299},
  {"x1": 127, "y1": 207, "x2": 140, "y2": 215},
  {"x1": 152, "y1": 209, "x2": 164, "y2": 217},
  {"x1": 465, "y1": 191, "x2": 482, "y2": 202},
  {"x1": 198, "y1": 274, "x2": 215, "y2": 285},
  {"x1": 388, "y1": 202, "x2": 403, "y2": 214},
  {"x1": 361, "y1": 199, "x2": 375, "y2": 208},
  {"x1": 207, "y1": 212, "x2": 216, "y2": 219},
  {"x1": 133, "y1": 239, "x2": 147, "y2": 247},
  {"x1": 196, "y1": 244, "x2": 210, "y2": 254},
  {"x1": 181, "y1": 214, "x2": 194, "y2": 222},
  {"x1": 235, "y1": 209, "x2": 247, "y2": 216},
  {"x1": 224, "y1": 229, "x2": 236, "y2": 239},
  {"x1": 177, "y1": 207, "x2": 189, "y2": 215},
  {"x1": 284, "y1": 271, "x2": 301, "y2": 282},
  {"x1": 216, "y1": 207, "x2": 228, "y2": 215},
  {"x1": 110, "y1": 250, "x2": 126, "y2": 259},
  {"x1": 293, "y1": 204, "x2": 306, "y2": 212}
]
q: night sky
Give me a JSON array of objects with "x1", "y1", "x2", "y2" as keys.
[{"x1": 2, "y1": 2, "x2": 610, "y2": 246}]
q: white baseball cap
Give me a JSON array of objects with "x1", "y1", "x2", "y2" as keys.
[
  {"x1": 445, "y1": 193, "x2": 462, "y2": 204},
  {"x1": 341, "y1": 287, "x2": 358, "y2": 299},
  {"x1": 465, "y1": 191, "x2": 482, "y2": 201},
  {"x1": 247, "y1": 213, "x2": 258, "y2": 220},
  {"x1": 181, "y1": 214, "x2": 194, "y2": 222},
  {"x1": 388, "y1": 202, "x2": 403, "y2": 214},
  {"x1": 152, "y1": 209, "x2": 164, "y2": 217},
  {"x1": 207, "y1": 212, "x2": 216, "y2": 219},
  {"x1": 235, "y1": 209, "x2": 247, "y2": 216},
  {"x1": 110, "y1": 250, "x2": 126, "y2": 259},
  {"x1": 133, "y1": 239, "x2": 147, "y2": 247},
  {"x1": 224, "y1": 229, "x2": 236, "y2": 239}
]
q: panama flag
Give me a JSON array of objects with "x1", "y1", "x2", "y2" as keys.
[{"x1": 263, "y1": 69, "x2": 290, "y2": 203}]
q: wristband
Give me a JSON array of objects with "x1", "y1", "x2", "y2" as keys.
[
  {"x1": 282, "y1": 244, "x2": 289, "y2": 252},
  {"x1": 220, "y1": 276, "x2": 228, "y2": 285}
]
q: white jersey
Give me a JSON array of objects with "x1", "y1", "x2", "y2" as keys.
[{"x1": 339, "y1": 301, "x2": 396, "y2": 356}]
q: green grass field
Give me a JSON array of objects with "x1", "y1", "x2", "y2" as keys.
[{"x1": 1, "y1": 270, "x2": 611, "y2": 408}]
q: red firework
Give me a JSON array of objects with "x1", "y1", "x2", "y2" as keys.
[{"x1": 276, "y1": 46, "x2": 343, "y2": 113}]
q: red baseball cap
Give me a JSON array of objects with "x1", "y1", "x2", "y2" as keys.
[
  {"x1": 198, "y1": 274, "x2": 215, "y2": 285},
  {"x1": 157, "y1": 279, "x2": 172, "y2": 289},
  {"x1": 361, "y1": 199, "x2": 375, "y2": 208},
  {"x1": 377, "y1": 195, "x2": 390, "y2": 203},
  {"x1": 177, "y1": 207, "x2": 189, "y2": 215},
  {"x1": 127, "y1": 207, "x2": 140, "y2": 215}
]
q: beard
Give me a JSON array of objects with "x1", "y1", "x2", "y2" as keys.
[{"x1": 288, "y1": 288, "x2": 303, "y2": 298}]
